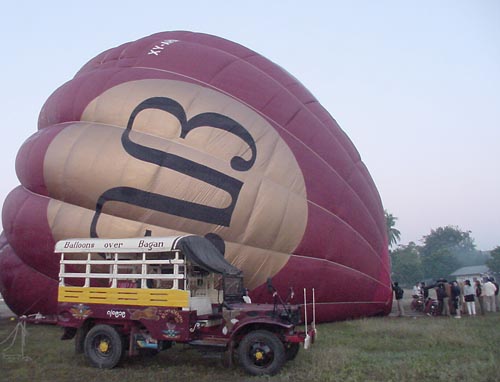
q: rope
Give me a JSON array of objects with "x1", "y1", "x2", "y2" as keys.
[{"x1": 0, "y1": 318, "x2": 32, "y2": 362}]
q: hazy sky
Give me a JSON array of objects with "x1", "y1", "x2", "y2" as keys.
[{"x1": 1, "y1": 1, "x2": 499, "y2": 250}]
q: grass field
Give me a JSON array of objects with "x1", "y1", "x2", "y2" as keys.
[{"x1": 1, "y1": 314, "x2": 499, "y2": 382}]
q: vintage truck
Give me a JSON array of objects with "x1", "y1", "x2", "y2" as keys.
[{"x1": 55, "y1": 235, "x2": 315, "y2": 375}]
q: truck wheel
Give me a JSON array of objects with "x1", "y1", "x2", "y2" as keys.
[
  {"x1": 285, "y1": 343, "x2": 300, "y2": 361},
  {"x1": 238, "y1": 330, "x2": 285, "y2": 376},
  {"x1": 84, "y1": 324, "x2": 124, "y2": 368}
]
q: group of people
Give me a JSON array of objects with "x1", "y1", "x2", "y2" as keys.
[
  {"x1": 461, "y1": 277, "x2": 499, "y2": 315},
  {"x1": 392, "y1": 276, "x2": 499, "y2": 317}
]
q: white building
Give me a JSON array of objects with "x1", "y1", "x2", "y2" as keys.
[{"x1": 449, "y1": 265, "x2": 491, "y2": 283}]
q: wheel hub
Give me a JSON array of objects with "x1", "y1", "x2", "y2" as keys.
[
  {"x1": 98, "y1": 340, "x2": 110, "y2": 353},
  {"x1": 250, "y1": 343, "x2": 273, "y2": 366}
]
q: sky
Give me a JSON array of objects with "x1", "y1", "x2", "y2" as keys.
[{"x1": 1, "y1": 1, "x2": 499, "y2": 250}]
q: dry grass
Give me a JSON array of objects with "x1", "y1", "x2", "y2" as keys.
[{"x1": 1, "y1": 314, "x2": 499, "y2": 382}]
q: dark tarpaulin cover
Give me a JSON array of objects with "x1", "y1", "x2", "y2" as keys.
[{"x1": 175, "y1": 236, "x2": 241, "y2": 276}]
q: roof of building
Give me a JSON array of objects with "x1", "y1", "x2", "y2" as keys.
[{"x1": 450, "y1": 265, "x2": 490, "y2": 276}]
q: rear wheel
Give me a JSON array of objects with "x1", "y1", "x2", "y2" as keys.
[
  {"x1": 238, "y1": 330, "x2": 285, "y2": 376},
  {"x1": 84, "y1": 324, "x2": 124, "y2": 368}
]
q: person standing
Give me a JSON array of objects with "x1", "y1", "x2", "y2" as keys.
[
  {"x1": 445, "y1": 281, "x2": 454, "y2": 315},
  {"x1": 491, "y1": 277, "x2": 500, "y2": 312},
  {"x1": 436, "y1": 282, "x2": 450, "y2": 316},
  {"x1": 483, "y1": 278, "x2": 498, "y2": 312},
  {"x1": 463, "y1": 280, "x2": 476, "y2": 316},
  {"x1": 451, "y1": 281, "x2": 461, "y2": 318},
  {"x1": 475, "y1": 280, "x2": 485, "y2": 316},
  {"x1": 438, "y1": 283, "x2": 451, "y2": 317},
  {"x1": 392, "y1": 282, "x2": 405, "y2": 317}
]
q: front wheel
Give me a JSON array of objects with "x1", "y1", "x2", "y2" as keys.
[
  {"x1": 84, "y1": 324, "x2": 124, "y2": 369},
  {"x1": 238, "y1": 330, "x2": 285, "y2": 376}
]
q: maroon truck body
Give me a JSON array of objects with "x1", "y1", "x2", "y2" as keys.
[{"x1": 55, "y1": 236, "x2": 315, "y2": 375}]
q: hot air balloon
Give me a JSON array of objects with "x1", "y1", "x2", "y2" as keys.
[{"x1": 0, "y1": 31, "x2": 391, "y2": 322}]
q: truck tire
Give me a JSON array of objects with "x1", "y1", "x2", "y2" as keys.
[
  {"x1": 238, "y1": 330, "x2": 285, "y2": 376},
  {"x1": 84, "y1": 324, "x2": 124, "y2": 368}
]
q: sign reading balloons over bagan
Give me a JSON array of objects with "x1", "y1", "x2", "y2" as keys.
[{"x1": 0, "y1": 31, "x2": 392, "y2": 321}]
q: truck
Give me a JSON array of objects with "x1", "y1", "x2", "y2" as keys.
[{"x1": 55, "y1": 235, "x2": 316, "y2": 375}]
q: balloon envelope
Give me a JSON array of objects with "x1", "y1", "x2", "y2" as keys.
[{"x1": 1, "y1": 31, "x2": 391, "y2": 321}]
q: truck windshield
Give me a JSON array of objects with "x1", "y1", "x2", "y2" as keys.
[{"x1": 223, "y1": 275, "x2": 244, "y2": 303}]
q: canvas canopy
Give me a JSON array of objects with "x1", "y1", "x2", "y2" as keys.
[
  {"x1": 175, "y1": 236, "x2": 241, "y2": 276},
  {"x1": 55, "y1": 235, "x2": 241, "y2": 276}
]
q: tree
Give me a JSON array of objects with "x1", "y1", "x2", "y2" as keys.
[
  {"x1": 486, "y1": 246, "x2": 500, "y2": 274},
  {"x1": 420, "y1": 226, "x2": 475, "y2": 257},
  {"x1": 385, "y1": 210, "x2": 401, "y2": 249},
  {"x1": 420, "y1": 226, "x2": 475, "y2": 280},
  {"x1": 390, "y1": 242, "x2": 423, "y2": 286},
  {"x1": 421, "y1": 248, "x2": 460, "y2": 280}
]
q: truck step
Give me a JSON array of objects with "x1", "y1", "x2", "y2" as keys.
[{"x1": 188, "y1": 339, "x2": 227, "y2": 348}]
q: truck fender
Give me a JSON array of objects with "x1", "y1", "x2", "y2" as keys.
[{"x1": 230, "y1": 320, "x2": 291, "y2": 344}]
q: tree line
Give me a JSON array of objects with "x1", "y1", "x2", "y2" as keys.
[{"x1": 385, "y1": 211, "x2": 500, "y2": 287}]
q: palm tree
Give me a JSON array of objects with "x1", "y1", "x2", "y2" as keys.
[{"x1": 385, "y1": 210, "x2": 401, "y2": 249}]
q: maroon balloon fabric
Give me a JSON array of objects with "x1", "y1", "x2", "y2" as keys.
[{"x1": 1, "y1": 31, "x2": 391, "y2": 321}]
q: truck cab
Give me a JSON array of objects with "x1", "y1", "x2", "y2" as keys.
[{"x1": 55, "y1": 235, "x2": 315, "y2": 375}]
